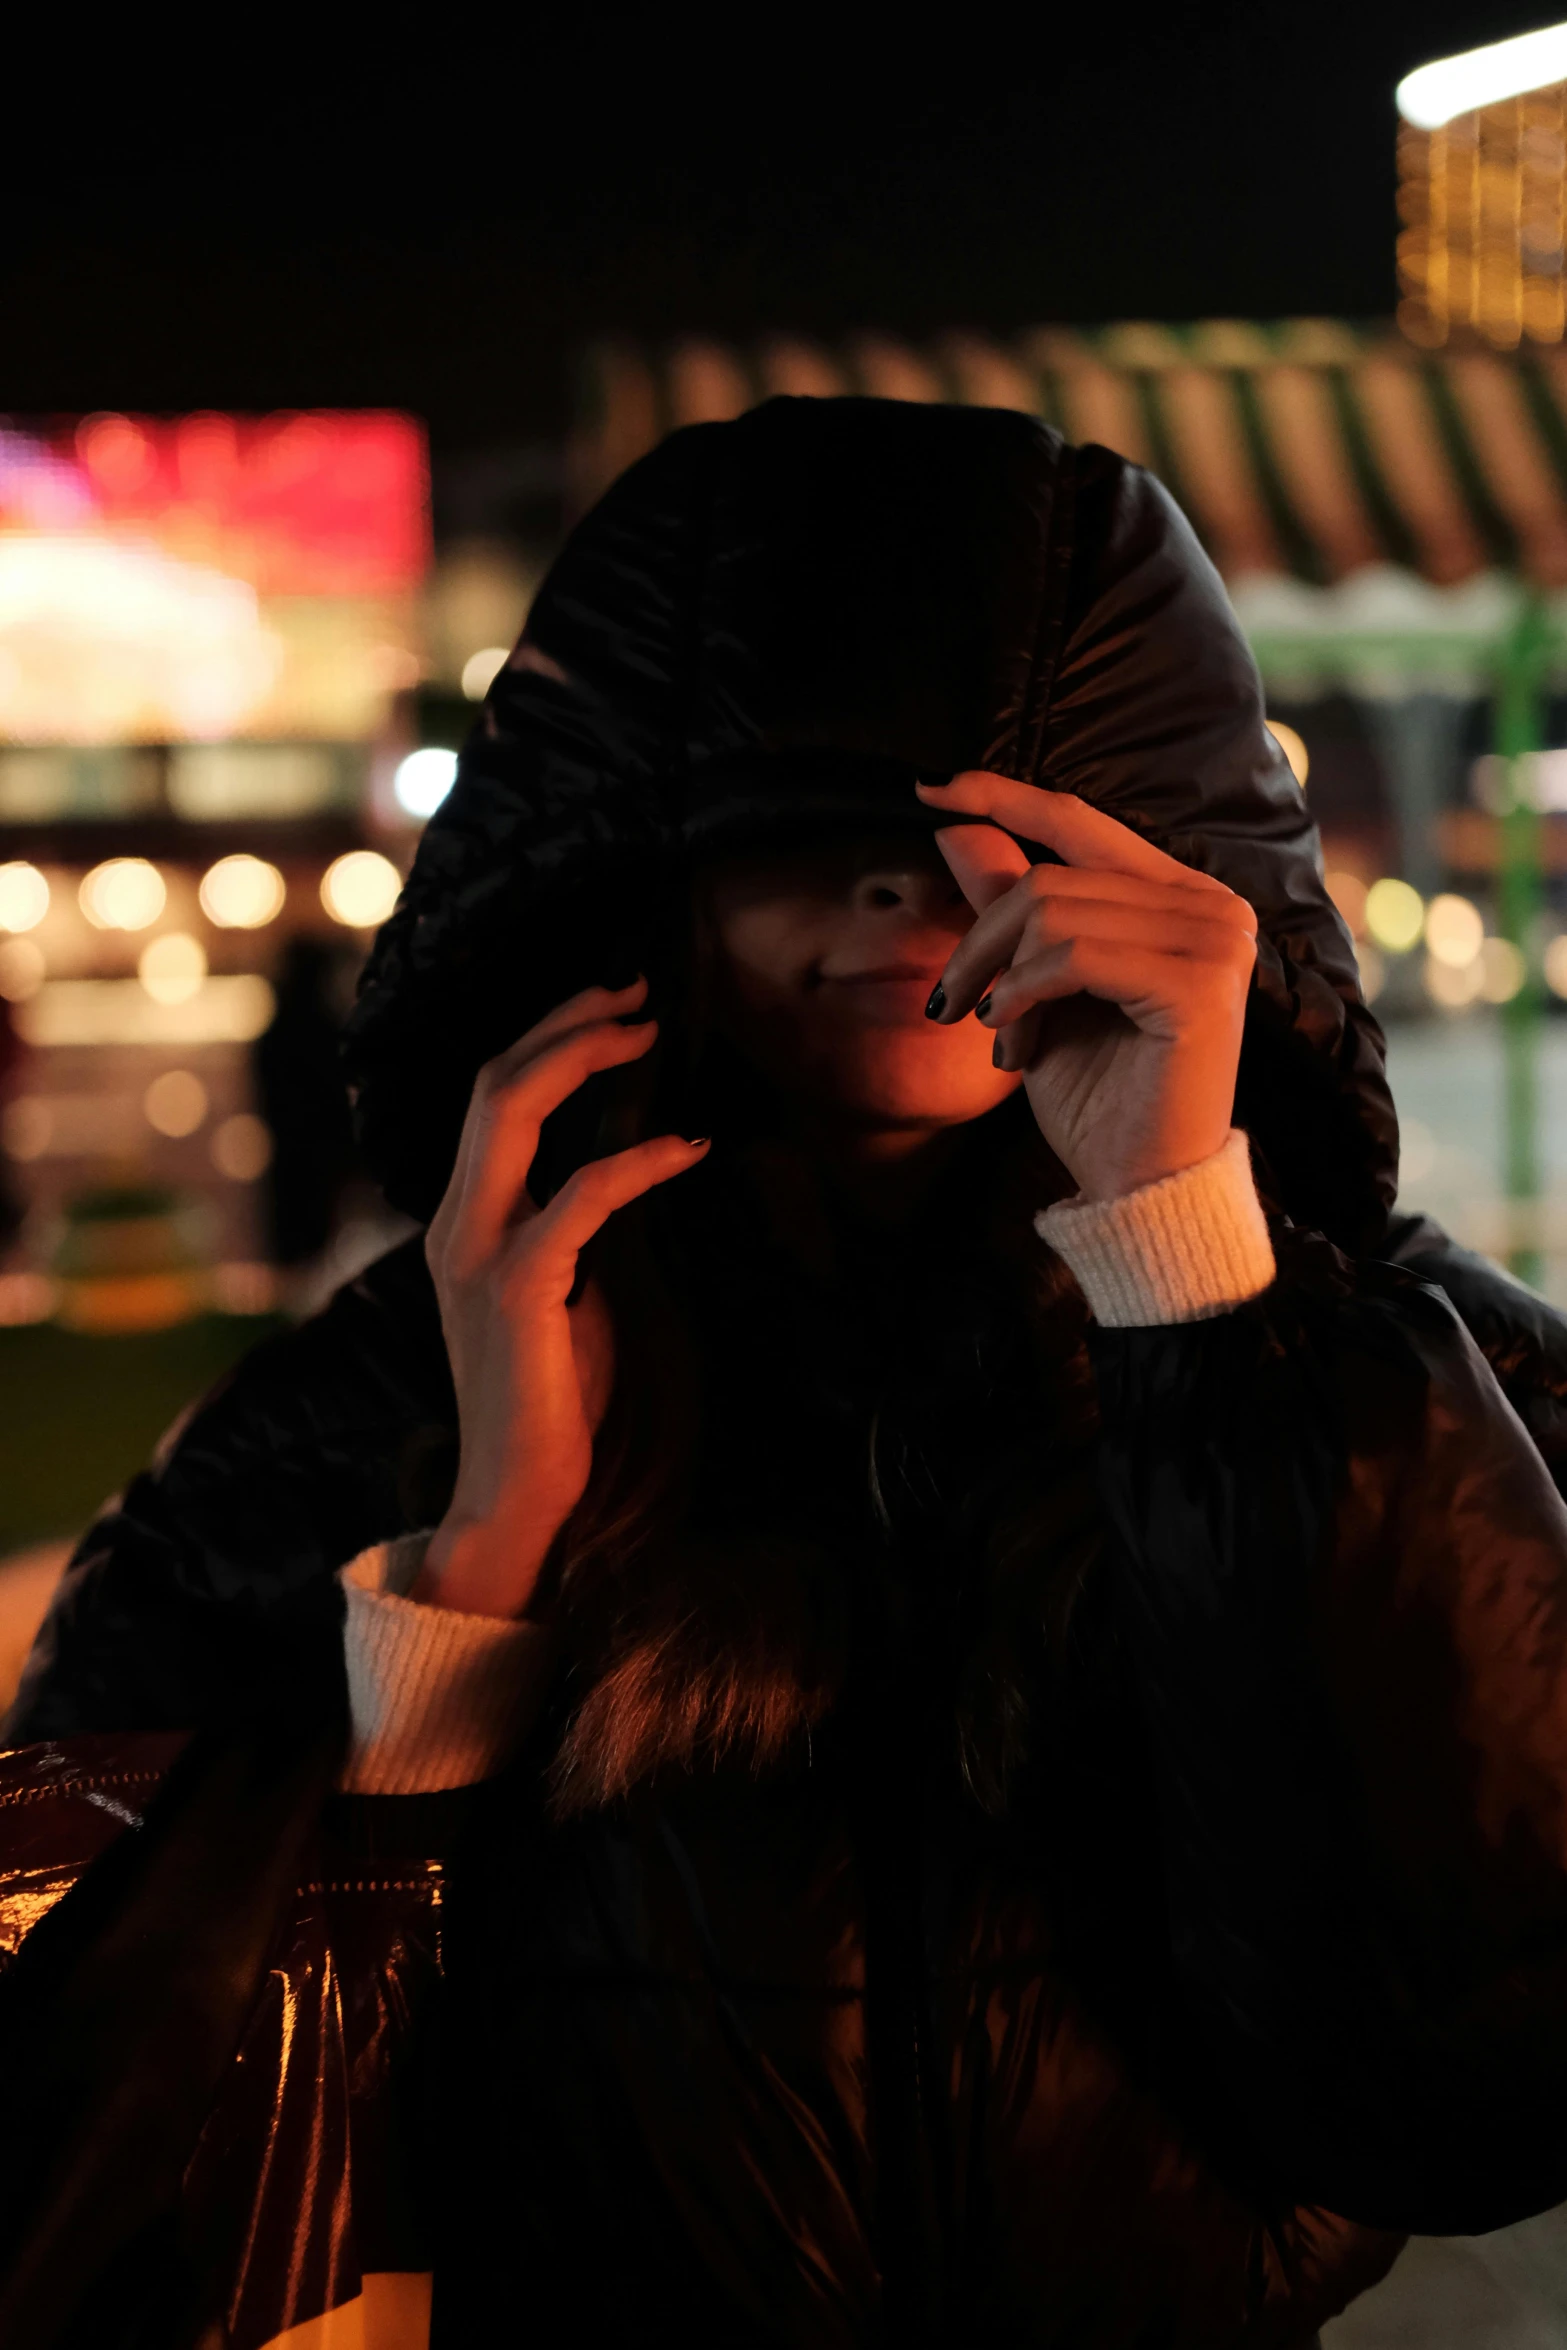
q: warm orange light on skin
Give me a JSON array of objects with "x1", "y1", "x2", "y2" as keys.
[
  {"x1": 917, "y1": 772, "x2": 1254, "y2": 1203},
  {"x1": 420, "y1": 787, "x2": 1254, "y2": 1624},
  {"x1": 699, "y1": 830, "x2": 1023, "y2": 1147}
]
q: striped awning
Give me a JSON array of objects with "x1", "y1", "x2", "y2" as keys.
[{"x1": 571, "y1": 321, "x2": 1567, "y2": 591}]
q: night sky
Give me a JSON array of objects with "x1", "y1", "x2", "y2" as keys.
[{"x1": 3, "y1": 2, "x2": 1559, "y2": 449}]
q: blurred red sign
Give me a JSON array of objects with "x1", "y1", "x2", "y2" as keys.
[
  {"x1": 0, "y1": 412, "x2": 428, "y2": 596},
  {"x1": 0, "y1": 413, "x2": 430, "y2": 743}
]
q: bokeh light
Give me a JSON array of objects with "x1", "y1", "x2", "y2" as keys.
[
  {"x1": 143, "y1": 1068, "x2": 208, "y2": 1137},
  {"x1": 1266, "y1": 719, "x2": 1309, "y2": 788},
  {"x1": 1325, "y1": 869, "x2": 1368, "y2": 938},
  {"x1": 1544, "y1": 932, "x2": 1567, "y2": 998},
  {"x1": 138, "y1": 931, "x2": 208, "y2": 1006},
  {"x1": 200, "y1": 854, "x2": 285, "y2": 929},
  {"x1": 393, "y1": 748, "x2": 458, "y2": 821},
  {"x1": 1397, "y1": 24, "x2": 1567, "y2": 131},
  {"x1": 0, "y1": 937, "x2": 45, "y2": 1001},
  {"x1": 4, "y1": 1099, "x2": 50, "y2": 1161},
  {"x1": 1356, "y1": 940, "x2": 1386, "y2": 1001},
  {"x1": 1365, "y1": 877, "x2": 1426, "y2": 954},
  {"x1": 1479, "y1": 935, "x2": 1527, "y2": 1003},
  {"x1": 0, "y1": 863, "x2": 50, "y2": 933},
  {"x1": 1425, "y1": 953, "x2": 1483, "y2": 1009},
  {"x1": 321, "y1": 849, "x2": 401, "y2": 928},
  {"x1": 80, "y1": 857, "x2": 166, "y2": 932},
  {"x1": 1424, "y1": 892, "x2": 1485, "y2": 969},
  {"x1": 212, "y1": 1112, "x2": 273, "y2": 1180},
  {"x1": 460, "y1": 646, "x2": 509, "y2": 700}
]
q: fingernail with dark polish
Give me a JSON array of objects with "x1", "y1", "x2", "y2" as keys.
[
  {"x1": 975, "y1": 993, "x2": 993, "y2": 1020},
  {"x1": 924, "y1": 983, "x2": 947, "y2": 1021},
  {"x1": 992, "y1": 1037, "x2": 1005, "y2": 1070}
]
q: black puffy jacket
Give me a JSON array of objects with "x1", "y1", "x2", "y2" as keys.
[{"x1": 6, "y1": 401, "x2": 1567, "y2": 2350}]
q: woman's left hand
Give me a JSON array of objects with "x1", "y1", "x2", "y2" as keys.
[{"x1": 918, "y1": 771, "x2": 1257, "y2": 1203}]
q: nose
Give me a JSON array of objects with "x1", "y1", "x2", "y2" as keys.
[{"x1": 849, "y1": 860, "x2": 962, "y2": 918}]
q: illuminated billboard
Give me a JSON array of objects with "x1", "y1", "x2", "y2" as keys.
[{"x1": 0, "y1": 412, "x2": 429, "y2": 745}]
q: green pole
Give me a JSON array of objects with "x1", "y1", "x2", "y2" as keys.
[{"x1": 1494, "y1": 593, "x2": 1554, "y2": 1288}]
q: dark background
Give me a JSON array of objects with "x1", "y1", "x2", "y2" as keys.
[{"x1": 1, "y1": 1, "x2": 1557, "y2": 451}]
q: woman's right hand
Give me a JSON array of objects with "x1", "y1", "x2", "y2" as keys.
[{"x1": 413, "y1": 977, "x2": 708, "y2": 1620}]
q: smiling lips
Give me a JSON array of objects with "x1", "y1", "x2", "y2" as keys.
[{"x1": 818, "y1": 963, "x2": 952, "y2": 1024}]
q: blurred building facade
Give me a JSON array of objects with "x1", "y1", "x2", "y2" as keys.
[
  {"x1": 0, "y1": 412, "x2": 551, "y2": 1326},
  {"x1": 1397, "y1": 79, "x2": 1567, "y2": 351},
  {"x1": 1395, "y1": 24, "x2": 1567, "y2": 354}
]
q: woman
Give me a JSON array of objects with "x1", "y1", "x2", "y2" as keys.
[{"x1": 5, "y1": 395, "x2": 1567, "y2": 2350}]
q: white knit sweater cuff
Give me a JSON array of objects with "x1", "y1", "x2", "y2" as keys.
[
  {"x1": 1034, "y1": 1129, "x2": 1276, "y2": 1328},
  {"x1": 338, "y1": 1532, "x2": 555, "y2": 1795}
]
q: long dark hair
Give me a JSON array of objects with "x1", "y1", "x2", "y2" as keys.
[{"x1": 526, "y1": 916, "x2": 1104, "y2": 1819}]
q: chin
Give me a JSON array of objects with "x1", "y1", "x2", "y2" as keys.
[{"x1": 812, "y1": 1028, "x2": 1020, "y2": 1128}]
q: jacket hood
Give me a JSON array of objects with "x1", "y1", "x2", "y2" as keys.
[{"x1": 346, "y1": 395, "x2": 1397, "y2": 1245}]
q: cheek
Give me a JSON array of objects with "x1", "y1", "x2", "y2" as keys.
[{"x1": 710, "y1": 910, "x2": 819, "y2": 1022}]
